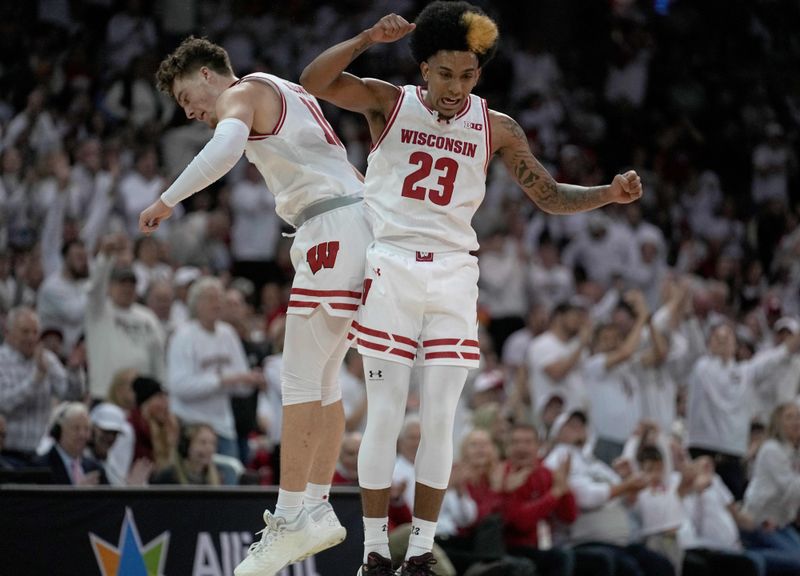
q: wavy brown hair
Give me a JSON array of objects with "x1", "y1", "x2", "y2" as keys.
[{"x1": 156, "y1": 36, "x2": 233, "y2": 96}]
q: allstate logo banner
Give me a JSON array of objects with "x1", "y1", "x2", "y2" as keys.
[{"x1": 0, "y1": 486, "x2": 363, "y2": 576}]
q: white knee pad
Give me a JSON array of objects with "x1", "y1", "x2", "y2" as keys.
[
  {"x1": 320, "y1": 377, "x2": 342, "y2": 406},
  {"x1": 357, "y1": 357, "x2": 411, "y2": 490},
  {"x1": 281, "y1": 312, "x2": 351, "y2": 406},
  {"x1": 415, "y1": 365, "x2": 468, "y2": 489},
  {"x1": 281, "y1": 369, "x2": 323, "y2": 405}
]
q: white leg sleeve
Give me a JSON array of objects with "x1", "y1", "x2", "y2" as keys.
[
  {"x1": 281, "y1": 312, "x2": 352, "y2": 406},
  {"x1": 320, "y1": 328, "x2": 351, "y2": 406},
  {"x1": 357, "y1": 357, "x2": 411, "y2": 490},
  {"x1": 415, "y1": 365, "x2": 468, "y2": 489}
]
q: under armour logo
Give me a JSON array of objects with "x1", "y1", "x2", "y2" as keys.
[
  {"x1": 411, "y1": 526, "x2": 421, "y2": 535},
  {"x1": 373, "y1": 267, "x2": 381, "y2": 277},
  {"x1": 369, "y1": 370, "x2": 383, "y2": 379}
]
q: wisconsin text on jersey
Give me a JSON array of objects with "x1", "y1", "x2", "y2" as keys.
[{"x1": 400, "y1": 129, "x2": 479, "y2": 158}]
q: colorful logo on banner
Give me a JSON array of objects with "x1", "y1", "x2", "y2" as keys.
[{"x1": 90, "y1": 508, "x2": 170, "y2": 576}]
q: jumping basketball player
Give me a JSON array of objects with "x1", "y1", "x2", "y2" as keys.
[
  {"x1": 138, "y1": 37, "x2": 371, "y2": 576},
  {"x1": 300, "y1": 3, "x2": 643, "y2": 574}
]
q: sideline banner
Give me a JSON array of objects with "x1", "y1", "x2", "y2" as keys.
[{"x1": 0, "y1": 485, "x2": 364, "y2": 576}]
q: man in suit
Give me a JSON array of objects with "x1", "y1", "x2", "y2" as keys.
[{"x1": 37, "y1": 402, "x2": 107, "y2": 485}]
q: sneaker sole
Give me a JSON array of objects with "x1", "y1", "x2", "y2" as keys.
[{"x1": 296, "y1": 526, "x2": 347, "y2": 561}]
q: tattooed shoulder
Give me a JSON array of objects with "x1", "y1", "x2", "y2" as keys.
[{"x1": 497, "y1": 114, "x2": 527, "y2": 143}]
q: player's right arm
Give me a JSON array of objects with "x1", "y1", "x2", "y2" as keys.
[
  {"x1": 300, "y1": 13, "x2": 414, "y2": 141},
  {"x1": 138, "y1": 86, "x2": 264, "y2": 234}
]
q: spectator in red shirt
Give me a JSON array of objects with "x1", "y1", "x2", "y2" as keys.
[{"x1": 497, "y1": 422, "x2": 577, "y2": 576}]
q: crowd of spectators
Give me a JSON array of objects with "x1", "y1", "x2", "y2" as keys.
[{"x1": 2, "y1": 0, "x2": 800, "y2": 575}]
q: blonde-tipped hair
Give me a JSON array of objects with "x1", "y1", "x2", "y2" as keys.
[{"x1": 463, "y1": 12, "x2": 499, "y2": 56}]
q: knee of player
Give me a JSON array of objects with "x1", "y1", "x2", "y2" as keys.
[{"x1": 281, "y1": 372, "x2": 323, "y2": 405}]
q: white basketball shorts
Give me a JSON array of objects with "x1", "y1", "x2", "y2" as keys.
[
  {"x1": 354, "y1": 242, "x2": 480, "y2": 368},
  {"x1": 287, "y1": 200, "x2": 372, "y2": 319}
]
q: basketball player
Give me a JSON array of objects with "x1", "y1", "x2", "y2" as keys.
[
  {"x1": 300, "y1": 3, "x2": 643, "y2": 575},
  {"x1": 138, "y1": 38, "x2": 371, "y2": 576}
]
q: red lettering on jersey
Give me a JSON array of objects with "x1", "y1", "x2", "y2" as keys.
[
  {"x1": 362, "y1": 278, "x2": 373, "y2": 305},
  {"x1": 399, "y1": 129, "x2": 477, "y2": 158},
  {"x1": 307, "y1": 241, "x2": 340, "y2": 274}
]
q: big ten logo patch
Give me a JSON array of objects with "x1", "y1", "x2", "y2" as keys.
[{"x1": 307, "y1": 241, "x2": 340, "y2": 274}]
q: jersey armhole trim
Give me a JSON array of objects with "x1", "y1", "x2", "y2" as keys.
[
  {"x1": 481, "y1": 98, "x2": 492, "y2": 174},
  {"x1": 370, "y1": 86, "x2": 405, "y2": 152},
  {"x1": 235, "y1": 74, "x2": 287, "y2": 140}
]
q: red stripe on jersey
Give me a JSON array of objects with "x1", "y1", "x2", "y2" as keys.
[
  {"x1": 425, "y1": 351, "x2": 460, "y2": 360},
  {"x1": 357, "y1": 338, "x2": 389, "y2": 352},
  {"x1": 347, "y1": 332, "x2": 355, "y2": 340},
  {"x1": 423, "y1": 338, "x2": 461, "y2": 347},
  {"x1": 238, "y1": 74, "x2": 287, "y2": 138},
  {"x1": 353, "y1": 321, "x2": 418, "y2": 348},
  {"x1": 300, "y1": 97, "x2": 344, "y2": 148},
  {"x1": 461, "y1": 353, "x2": 481, "y2": 360},
  {"x1": 290, "y1": 288, "x2": 362, "y2": 299},
  {"x1": 352, "y1": 321, "x2": 391, "y2": 341},
  {"x1": 371, "y1": 87, "x2": 405, "y2": 151},
  {"x1": 416, "y1": 86, "x2": 434, "y2": 114},
  {"x1": 454, "y1": 96, "x2": 472, "y2": 121},
  {"x1": 287, "y1": 300, "x2": 319, "y2": 308},
  {"x1": 389, "y1": 348, "x2": 416, "y2": 360},
  {"x1": 481, "y1": 98, "x2": 492, "y2": 174},
  {"x1": 329, "y1": 303, "x2": 359, "y2": 311},
  {"x1": 393, "y1": 334, "x2": 418, "y2": 348},
  {"x1": 462, "y1": 340, "x2": 480, "y2": 348}
]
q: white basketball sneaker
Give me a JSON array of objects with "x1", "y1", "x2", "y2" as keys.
[
  {"x1": 234, "y1": 509, "x2": 318, "y2": 576},
  {"x1": 300, "y1": 502, "x2": 347, "y2": 559}
]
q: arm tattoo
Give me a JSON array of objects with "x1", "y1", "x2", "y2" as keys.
[
  {"x1": 350, "y1": 39, "x2": 373, "y2": 61},
  {"x1": 499, "y1": 116, "x2": 608, "y2": 214}
]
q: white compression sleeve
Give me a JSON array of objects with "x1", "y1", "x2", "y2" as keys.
[{"x1": 160, "y1": 117, "x2": 250, "y2": 207}]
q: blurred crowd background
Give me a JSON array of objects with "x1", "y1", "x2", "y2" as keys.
[{"x1": 2, "y1": 1, "x2": 800, "y2": 575}]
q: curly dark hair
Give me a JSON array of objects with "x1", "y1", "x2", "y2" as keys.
[
  {"x1": 155, "y1": 36, "x2": 233, "y2": 95},
  {"x1": 410, "y1": 1, "x2": 499, "y2": 67}
]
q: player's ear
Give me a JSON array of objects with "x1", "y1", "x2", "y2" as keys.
[{"x1": 420, "y1": 62, "x2": 430, "y2": 83}]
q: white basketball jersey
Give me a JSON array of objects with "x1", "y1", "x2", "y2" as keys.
[
  {"x1": 364, "y1": 85, "x2": 491, "y2": 253},
  {"x1": 234, "y1": 73, "x2": 362, "y2": 226}
]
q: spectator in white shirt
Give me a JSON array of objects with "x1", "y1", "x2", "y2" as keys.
[
  {"x1": 167, "y1": 277, "x2": 265, "y2": 460},
  {"x1": 687, "y1": 322, "x2": 800, "y2": 500},
  {"x1": 674, "y1": 448, "x2": 763, "y2": 576},
  {"x1": 585, "y1": 290, "x2": 650, "y2": 464},
  {"x1": 478, "y1": 227, "x2": 529, "y2": 355},
  {"x1": 525, "y1": 299, "x2": 591, "y2": 425},
  {"x1": 527, "y1": 238, "x2": 574, "y2": 313},
  {"x1": 145, "y1": 280, "x2": 176, "y2": 341},
  {"x1": 0, "y1": 307, "x2": 67, "y2": 465},
  {"x1": 85, "y1": 235, "x2": 165, "y2": 400},
  {"x1": 633, "y1": 445, "x2": 686, "y2": 574},
  {"x1": 36, "y1": 239, "x2": 89, "y2": 357},
  {"x1": 544, "y1": 410, "x2": 674, "y2": 576},
  {"x1": 742, "y1": 403, "x2": 800, "y2": 574},
  {"x1": 562, "y1": 212, "x2": 639, "y2": 288},
  {"x1": 502, "y1": 304, "x2": 549, "y2": 372}
]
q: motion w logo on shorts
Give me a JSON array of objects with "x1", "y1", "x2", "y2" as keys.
[{"x1": 306, "y1": 241, "x2": 340, "y2": 274}]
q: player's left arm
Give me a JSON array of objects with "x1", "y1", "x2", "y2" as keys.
[
  {"x1": 139, "y1": 88, "x2": 257, "y2": 234},
  {"x1": 491, "y1": 110, "x2": 642, "y2": 214}
]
